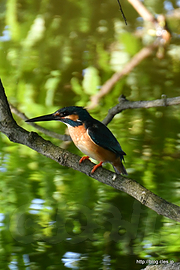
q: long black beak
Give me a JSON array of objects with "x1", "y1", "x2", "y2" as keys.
[{"x1": 26, "y1": 113, "x2": 57, "y2": 123}]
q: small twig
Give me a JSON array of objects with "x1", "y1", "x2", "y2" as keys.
[
  {"x1": 117, "y1": 0, "x2": 127, "y2": 25},
  {"x1": 161, "y1": 94, "x2": 167, "y2": 106}
]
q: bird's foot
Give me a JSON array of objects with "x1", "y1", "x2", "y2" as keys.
[
  {"x1": 79, "y1": 157, "x2": 103, "y2": 174},
  {"x1": 91, "y1": 161, "x2": 103, "y2": 174},
  {"x1": 79, "y1": 156, "x2": 90, "y2": 164}
]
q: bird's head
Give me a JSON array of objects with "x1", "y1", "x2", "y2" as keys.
[{"x1": 26, "y1": 106, "x2": 92, "y2": 127}]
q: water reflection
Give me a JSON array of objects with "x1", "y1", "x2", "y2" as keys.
[
  {"x1": 29, "y1": 198, "x2": 45, "y2": 214},
  {"x1": 0, "y1": 26, "x2": 11, "y2": 42},
  {"x1": 0, "y1": 213, "x2": 5, "y2": 228},
  {"x1": 62, "y1": 252, "x2": 81, "y2": 269}
]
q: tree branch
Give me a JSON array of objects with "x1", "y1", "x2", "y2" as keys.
[
  {"x1": 88, "y1": 41, "x2": 159, "y2": 110},
  {"x1": 103, "y1": 94, "x2": 180, "y2": 125},
  {"x1": 127, "y1": 0, "x2": 156, "y2": 23},
  {"x1": 1, "y1": 79, "x2": 180, "y2": 222}
]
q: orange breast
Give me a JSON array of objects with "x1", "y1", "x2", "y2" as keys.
[{"x1": 68, "y1": 125, "x2": 117, "y2": 163}]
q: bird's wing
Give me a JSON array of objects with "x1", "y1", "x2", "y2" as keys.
[{"x1": 87, "y1": 120, "x2": 126, "y2": 159}]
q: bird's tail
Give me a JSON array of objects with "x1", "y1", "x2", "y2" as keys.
[{"x1": 113, "y1": 158, "x2": 127, "y2": 175}]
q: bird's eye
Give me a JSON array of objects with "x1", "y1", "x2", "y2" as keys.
[{"x1": 60, "y1": 112, "x2": 67, "y2": 117}]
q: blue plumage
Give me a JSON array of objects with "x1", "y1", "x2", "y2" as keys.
[{"x1": 87, "y1": 119, "x2": 126, "y2": 161}]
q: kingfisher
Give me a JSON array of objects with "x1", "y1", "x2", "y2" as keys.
[{"x1": 26, "y1": 106, "x2": 127, "y2": 175}]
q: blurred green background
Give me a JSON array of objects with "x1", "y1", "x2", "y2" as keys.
[{"x1": 1, "y1": 0, "x2": 180, "y2": 269}]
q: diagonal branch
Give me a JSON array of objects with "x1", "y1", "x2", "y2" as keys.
[
  {"x1": 1, "y1": 79, "x2": 180, "y2": 222},
  {"x1": 88, "y1": 41, "x2": 159, "y2": 110},
  {"x1": 127, "y1": 0, "x2": 156, "y2": 23}
]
